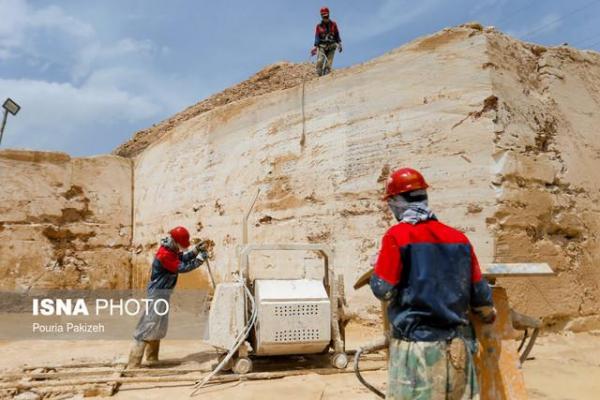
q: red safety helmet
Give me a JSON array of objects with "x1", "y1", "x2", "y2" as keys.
[
  {"x1": 320, "y1": 7, "x2": 330, "y2": 16},
  {"x1": 383, "y1": 168, "x2": 429, "y2": 200},
  {"x1": 169, "y1": 226, "x2": 190, "y2": 248}
]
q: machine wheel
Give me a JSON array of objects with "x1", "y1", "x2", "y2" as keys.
[
  {"x1": 331, "y1": 352, "x2": 348, "y2": 369},
  {"x1": 232, "y1": 357, "x2": 253, "y2": 375}
]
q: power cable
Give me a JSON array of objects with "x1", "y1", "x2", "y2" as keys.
[
  {"x1": 494, "y1": 0, "x2": 538, "y2": 26},
  {"x1": 190, "y1": 278, "x2": 258, "y2": 396},
  {"x1": 581, "y1": 38, "x2": 600, "y2": 50},
  {"x1": 573, "y1": 31, "x2": 600, "y2": 47},
  {"x1": 521, "y1": 0, "x2": 600, "y2": 40},
  {"x1": 354, "y1": 346, "x2": 385, "y2": 399}
]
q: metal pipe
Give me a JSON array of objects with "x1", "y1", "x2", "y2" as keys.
[
  {"x1": 519, "y1": 328, "x2": 539, "y2": 364},
  {"x1": 0, "y1": 109, "x2": 8, "y2": 146},
  {"x1": 242, "y1": 189, "x2": 260, "y2": 246},
  {"x1": 517, "y1": 328, "x2": 529, "y2": 352},
  {"x1": 204, "y1": 259, "x2": 216, "y2": 288}
]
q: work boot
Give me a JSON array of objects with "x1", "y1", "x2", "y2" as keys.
[
  {"x1": 144, "y1": 340, "x2": 160, "y2": 365},
  {"x1": 127, "y1": 340, "x2": 146, "y2": 369}
]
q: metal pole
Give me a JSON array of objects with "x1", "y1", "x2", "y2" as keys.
[
  {"x1": 0, "y1": 109, "x2": 8, "y2": 146},
  {"x1": 242, "y1": 189, "x2": 260, "y2": 246}
]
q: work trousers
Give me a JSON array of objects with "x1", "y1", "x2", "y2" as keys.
[
  {"x1": 316, "y1": 43, "x2": 337, "y2": 76},
  {"x1": 387, "y1": 338, "x2": 480, "y2": 400}
]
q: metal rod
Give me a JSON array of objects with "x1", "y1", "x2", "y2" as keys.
[
  {"x1": 0, "y1": 363, "x2": 387, "y2": 391},
  {"x1": 517, "y1": 328, "x2": 529, "y2": 352},
  {"x1": 520, "y1": 327, "x2": 539, "y2": 364},
  {"x1": 205, "y1": 259, "x2": 216, "y2": 288},
  {"x1": 0, "y1": 109, "x2": 8, "y2": 146},
  {"x1": 242, "y1": 189, "x2": 260, "y2": 246}
]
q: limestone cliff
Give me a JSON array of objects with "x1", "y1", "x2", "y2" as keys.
[{"x1": 129, "y1": 25, "x2": 600, "y2": 329}]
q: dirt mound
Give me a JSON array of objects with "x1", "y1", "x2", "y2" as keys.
[{"x1": 113, "y1": 62, "x2": 317, "y2": 158}]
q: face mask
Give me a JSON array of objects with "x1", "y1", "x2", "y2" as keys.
[
  {"x1": 388, "y1": 196, "x2": 409, "y2": 221},
  {"x1": 387, "y1": 190, "x2": 428, "y2": 221}
]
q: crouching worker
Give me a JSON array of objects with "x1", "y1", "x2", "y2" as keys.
[
  {"x1": 127, "y1": 226, "x2": 208, "y2": 368},
  {"x1": 370, "y1": 168, "x2": 496, "y2": 399}
]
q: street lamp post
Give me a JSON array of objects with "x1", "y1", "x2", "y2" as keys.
[{"x1": 1, "y1": 98, "x2": 21, "y2": 147}]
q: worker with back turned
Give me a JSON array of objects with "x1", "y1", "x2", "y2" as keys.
[{"x1": 370, "y1": 168, "x2": 496, "y2": 399}]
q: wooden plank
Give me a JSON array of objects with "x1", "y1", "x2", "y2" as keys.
[
  {"x1": 0, "y1": 362, "x2": 386, "y2": 390},
  {"x1": 481, "y1": 263, "x2": 554, "y2": 277},
  {"x1": 354, "y1": 263, "x2": 554, "y2": 289}
]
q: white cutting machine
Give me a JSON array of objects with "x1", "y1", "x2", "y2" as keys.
[{"x1": 206, "y1": 192, "x2": 347, "y2": 374}]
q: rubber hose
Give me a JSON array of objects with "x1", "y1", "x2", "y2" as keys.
[{"x1": 354, "y1": 347, "x2": 385, "y2": 399}]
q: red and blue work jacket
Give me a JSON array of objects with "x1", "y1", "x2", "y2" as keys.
[
  {"x1": 147, "y1": 246, "x2": 201, "y2": 293},
  {"x1": 314, "y1": 20, "x2": 341, "y2": 46},
  {"x1": 370, "y1": 219, "x2": 493, "y2": 341}
]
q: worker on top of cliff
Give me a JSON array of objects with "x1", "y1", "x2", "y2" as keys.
[
  {"x1": 370, "y1": 168, "x2": 496, "y2": 399},
  {"x1": 311, "y1": 7, "x2": 342, "y2": 76},
  {"x1": 127, "y1": 226, "x2": 208, "y2": 368}
]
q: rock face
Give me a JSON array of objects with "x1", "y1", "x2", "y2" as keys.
[
  {"x1": 0, "y1": 150, "x2": 132, "y2": 290},
  {"x1": 132, "y1": 27, "x2": 499, "y2": 299},
  {"x1": 485, "y1": 33, "x2": 600, "y2": 329},
  {"x1": 131, "y1": 26, "x2": 600, "y2": 327},
  {"x1": 2, "y1": 25, "x2": 599, "y2": 329}
]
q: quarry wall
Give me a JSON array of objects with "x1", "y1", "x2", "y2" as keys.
[
  {"x1": 0, "y1": 150, "x2": 132, "y2": 290},
  {"x1": 132, "y1": 26, "x2": 600, "y2": 328},
  {"x1": 132, "y1": 27, "x2": 499, "y2": 311},
  {"x1": 486, "y1": 33, "x2": 600, "y2": 330}
]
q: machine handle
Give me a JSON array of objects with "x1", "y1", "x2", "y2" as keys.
[{"x1": 238, "y1": 243, "x2": 334, "y2": 290}]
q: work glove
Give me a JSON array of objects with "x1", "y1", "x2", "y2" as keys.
[
  {"x1": 196, "y1": 249, "x2": 209, "y2": 262},
  {"x1": 338, "y1": 43, "x2": 343, "y2": 53},
  {"x1": 192, "y1": 242, "x2": 208, "y2": 257},
  {"x1": 311, "y1": 47, "x2": 317, "y2": 57}
]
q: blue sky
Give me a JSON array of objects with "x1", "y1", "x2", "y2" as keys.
[{"x1": 1, "y1": 0, "x2": 599, "y2": 156}]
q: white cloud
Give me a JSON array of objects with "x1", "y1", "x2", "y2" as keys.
[
  {"x1": 30, "y1": 5, "x2": 94, "y2": 38},
  {"x1": 0, "y1": 77, "x2": 162, "y2": 153},
  {"x1": 0, "y1": 0, "x2": 186, "y2": 155},
  {"x1": 73, "y1": 38, "x2": 158, "y2": 81},
  {"x1": 0, "y1": 0, "x2": 94, "y2": 60}
]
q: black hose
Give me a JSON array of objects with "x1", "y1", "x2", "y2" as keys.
[{"x1": 354, "y1": 347, "x2": 385, "y2": 399}]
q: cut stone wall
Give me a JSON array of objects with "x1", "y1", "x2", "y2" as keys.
[
  {"x1": 131, "y1": 26, "x2": 600, "y2": 327},
  {"x1": 0, "y1": 150, "x2": 133, "y2": 290},
  {"x1": 131, "y1": 27, "x2": 499, "y2": 313}
]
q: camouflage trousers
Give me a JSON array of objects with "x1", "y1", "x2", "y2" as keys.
[
  {"x1": 387, "y1": 338, "x2": 479, "y2": 400},
  {"x1": 316, "y1": 43, "x2": 337, "y2": 76}
]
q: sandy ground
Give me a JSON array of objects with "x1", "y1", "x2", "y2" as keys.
[{"x1": 1, "y1": 324, "x2": 599, "y2": 399}]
